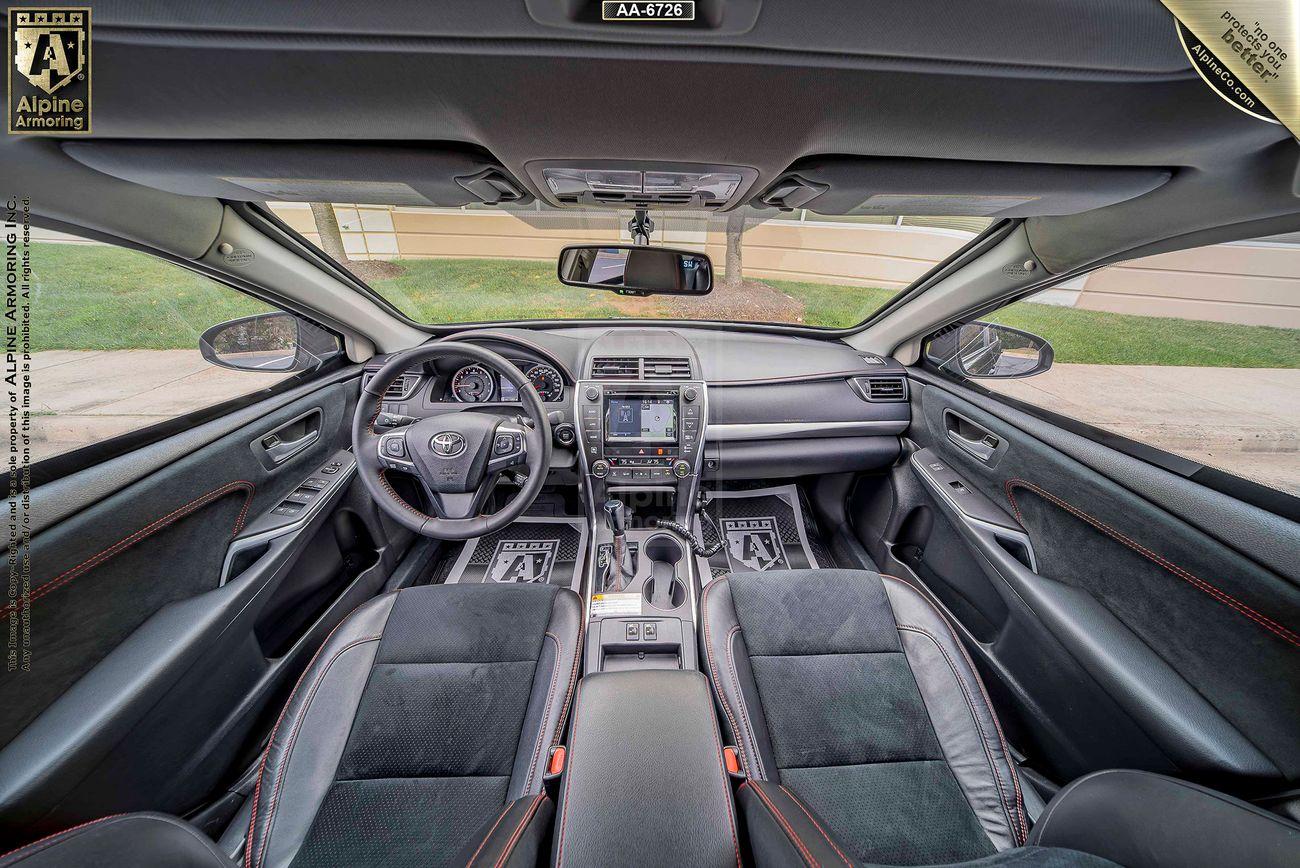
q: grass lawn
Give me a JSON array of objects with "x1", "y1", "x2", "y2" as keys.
[
  {"x1": 31, "y1": 242, "x2": 274, "y2": 351},
  {"x1": 30, "y1": 244, "x2": 1300, "y2": 368}
]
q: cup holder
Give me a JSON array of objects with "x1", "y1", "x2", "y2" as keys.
[{"x1": 642, "y1": 533, "x2": 687, "y2": 609}]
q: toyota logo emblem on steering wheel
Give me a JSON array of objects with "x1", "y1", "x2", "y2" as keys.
[{"x1": 430, "y1": 431, "x2": 466, "y2": 458}]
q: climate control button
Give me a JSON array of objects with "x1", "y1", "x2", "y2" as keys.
[
  {"x1": 672, "y1": 460, "x2": 691, "y2": 479},
  {"x1": 591, "y1": 459, "x2": 610, "y2": 479}
]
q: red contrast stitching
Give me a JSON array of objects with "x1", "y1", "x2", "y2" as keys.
[
  {"x1": 377, "y1": 469, "x2": 436, "y2": 522},
  {"x1": 1005, "y1": 479, "x2": 1300, "y2": 649},
  {"x1": 0, "y1": 814, "x2": 124, "y2": 863},
  {"x1": 245, "y1": 602, "x2": 379, "y2": 868},
  {"x1": 554, "y1": 680, "x2": 583, "y2": 866},
  {"x1": 726, "y1": 625, "x2": 766, "y2": 780},
  {"x1": 495, "y1": 793, "x2": 548, "y2": 868},
  {"x1": 704, "y1": 676, "x2": 744, "y2": 868},
  {"x1": 466, "y1": 802, "x2": 516, "y2": 868},
  {"x1": 0, "y1": 481, "x2": 255, "y2": 617},
  {"x1": 898, "y1": 623, "x2": 1025, "y2": 843},
  {"x1": 744, "y1": 781, "x2": 818, "y2": 867},
  {"x1": 255, "y1": 635, "x2": 381, "y2": 868},
  {"x1": 882, "y1": 573, "x2": 1028, "y2": 844},
  {"x1": 551, "y1": 613, "x2": 583, "y2": 747},
  {"x1": 701, "y1": 579, "x2": 750, "y2": 776},
  {"x1": 523, "y1": 633, "x2": 562, "y2": 795},
  {"x1": 779, "y1": 786, "x2": 850, "y2": 867}
]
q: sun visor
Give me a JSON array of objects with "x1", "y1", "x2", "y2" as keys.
[
  {"x1": 59, "y1": 141, "x2": 532, "y2": 206},
  {"x1": 757, "y1": 158, "x2": 1172, "y2": 217}
]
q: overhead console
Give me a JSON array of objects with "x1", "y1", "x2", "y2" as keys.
[
  {"x1": 525, "y1": 159, "x2": 759, "y2": 211},
  {"x1": 61, "y1": 141, "x2": 532, "y2": 207},
  {"x1": 757, "y1": 156, "x2": 1173, "y2": 217}
]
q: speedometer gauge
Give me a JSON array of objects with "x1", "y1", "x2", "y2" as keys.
[
  {"x1": 525, "y1": 364, "x2": 564, "y2": 402},
  {"x1": 450, "y1": 364, "x2": 495, "y2": 403}
]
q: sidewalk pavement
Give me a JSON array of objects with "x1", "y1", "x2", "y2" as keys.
[
  {"x1": 31, "y1": 350, "x2": 290, "y2": 461},
  {"x1": 986, "y1": 364, "x2": 1299, "y2": 496}
]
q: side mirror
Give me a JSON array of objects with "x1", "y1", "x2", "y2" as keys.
[
  {"x1": 556, "y1": 244, "x2": 712, "y2": 297},
  {"x1": 927, "y1": 321, "x2": 1053, "y2": 379},
  {"x1": 199, "y1": 312, "x2": 339, "y2": 373}
]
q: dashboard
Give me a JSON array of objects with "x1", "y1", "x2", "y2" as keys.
[
  {"x1": 364, "y1": 327, "x2": 911, "y2": 485},
  {"x1": 444, "y1": 361, "x2": 564, "y2": 403}
]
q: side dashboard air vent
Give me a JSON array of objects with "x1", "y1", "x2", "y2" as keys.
[
  {"x1": 856, "y1": 376, "x2": 909, "y2": 403},
  {"x1": 591, "y1": 357, "x2": 640, "y2": 379},
  {"x1": 364, "y1": 371, "x2": 422, "y2": 401},
  {"x1": 642, "y1": 357, "x2": 692, "y2": 379}
]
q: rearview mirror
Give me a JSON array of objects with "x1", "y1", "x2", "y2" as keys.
[
  {"x1": 199, "y1": 312, "x2": 340, "y2": 373},
  {"x1": 556, "y1": 245, "x2": 712, "y2": 296},
  {"x1": 927, "y1": 321, "x2": 1053, "y2": 379}
]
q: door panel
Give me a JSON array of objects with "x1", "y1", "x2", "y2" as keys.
[
  {"x1": 0, "y1": 372, "x2": 407, "y2": 843},
  {"x1": 880, "y1": 372, "x2": 1300, "y2": 793}
]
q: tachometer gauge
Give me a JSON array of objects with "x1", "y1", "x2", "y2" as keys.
[
  {"x1": 450, "y1": 364, "x2": 496, "y2": 403},
  {"x1": 525, "y1": 364, "x2": 564, "y2": 402}
]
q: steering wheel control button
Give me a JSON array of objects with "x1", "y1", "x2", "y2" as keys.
[
  {"x1": 591, "y1": 459, "x2": 610, "y2": 478},
  {"x1": 383, "y1": 437, "x2": 408, "y2": 458},
  {"x1": 494, "y1": 433, "x2": 516, "y2": 455}
]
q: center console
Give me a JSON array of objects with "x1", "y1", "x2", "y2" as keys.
[{"x1": 573, "y1": 336, "x2": 709, "y2": 674}]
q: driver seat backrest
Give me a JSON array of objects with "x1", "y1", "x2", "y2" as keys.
[{"x1": 245, "y1": 582, "x2": 582, "y2": 868}]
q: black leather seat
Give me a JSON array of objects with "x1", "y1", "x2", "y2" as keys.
[
  {"x1": 239, "y1": 582, "x2": 582, "y2": 868},
  {"x1": 0, "y1": 582, "x2": 583, "y2": 868},
  {"x1": 700, "y1": 569, "x2": 1300, "y2": 868}
]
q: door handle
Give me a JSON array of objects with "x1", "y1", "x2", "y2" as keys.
[
  {"x1": 943, "y1": 409, "x2": 1001, "y2": 463},
  {"x1": 252, "y1": 409, "x2": 322, "y2": 469}
]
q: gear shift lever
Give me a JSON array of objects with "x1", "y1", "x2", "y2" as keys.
[{"x1": 602, "y1": 499, "x2": 635, "y2": 592}]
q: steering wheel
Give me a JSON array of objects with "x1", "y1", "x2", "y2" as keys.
[{"x1": 353, "y1": 343, "x2": 553, "y2": 540}]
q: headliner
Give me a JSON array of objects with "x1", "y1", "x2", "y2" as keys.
[{"x1": 2, "y1": 0, "x2": 1297, "y2": 271}]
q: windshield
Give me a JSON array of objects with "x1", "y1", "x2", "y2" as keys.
[{"x1": 268, "y1": 203, "x2": 991, "y2": 328}]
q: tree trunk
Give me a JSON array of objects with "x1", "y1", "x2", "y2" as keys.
[
  {"x1": 723, "y1": 208, "x2": 745, "y2": 287},
  {"x1": 309, "y1": 202, "x2": 350, "y2": 263}
]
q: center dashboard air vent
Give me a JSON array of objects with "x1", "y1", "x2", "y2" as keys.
[
  {"x1": 852, "y1": 376, "x2": 909, "y2": 403},
  {"x1": 591, "y1": 357, "x2": 640, "y2": 379},
  {"x1": 642, "y1": 357, "x2": 692, "y2": 379},
  {"x1": 591, "y1": 357, "x2": 692, "y2": 380}
]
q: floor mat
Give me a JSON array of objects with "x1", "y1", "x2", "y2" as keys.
[
  {"x1": 442, "y1": 517, "x2": 587, "y2": 590},
  {"x1": 697, "y1": 484, "x2": 825, "y2": 581}
]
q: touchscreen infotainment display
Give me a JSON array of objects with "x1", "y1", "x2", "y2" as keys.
[{"x1": 605, "y1": 395, "x2": 677, "y2": 443}]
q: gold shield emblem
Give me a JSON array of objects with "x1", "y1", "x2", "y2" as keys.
[{"x1": 12, "y1": 9, "x2": 86, "y2": 95}]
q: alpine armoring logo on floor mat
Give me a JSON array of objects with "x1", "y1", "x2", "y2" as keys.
[
  {"x1": 489, "y1": 539, "x2": 560, "y2": 583},
  {"x1": 722, "y1": 517, "x2": 784, "y2": 572}
]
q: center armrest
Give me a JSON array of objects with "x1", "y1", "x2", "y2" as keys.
[{"x1": 553, "y1": 670, "x2": 740, "y2": 868}]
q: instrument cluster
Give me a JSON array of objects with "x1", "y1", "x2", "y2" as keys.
[{"x1": 447, "y1": 362, "x2": 565, "y2": 403}]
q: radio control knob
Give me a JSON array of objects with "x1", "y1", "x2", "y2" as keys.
[
  {"x1": 584, "y1": 386, "x2": 601, "y2": 402},
  {"x1": 682, "y1": 386, "x2": 698, "y2": 403},
  {"x1": 672, "y1": 460, "x2": 691, "y2": 479},
  {"x1": 591, "y1": 460, "x2": 610, "y2": 479}
]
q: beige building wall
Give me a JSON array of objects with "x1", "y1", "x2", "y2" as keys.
[
  {"x1": 268, "y1": 204, "x2": 1300, "y2": 328},
  {"x1": 1075, "y1": 240, "x2": 1300, "y2": 328}
]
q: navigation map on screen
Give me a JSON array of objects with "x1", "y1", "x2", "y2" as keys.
[{"x1": 605, "y1": 396, "x2": 677, "y2": 443}]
